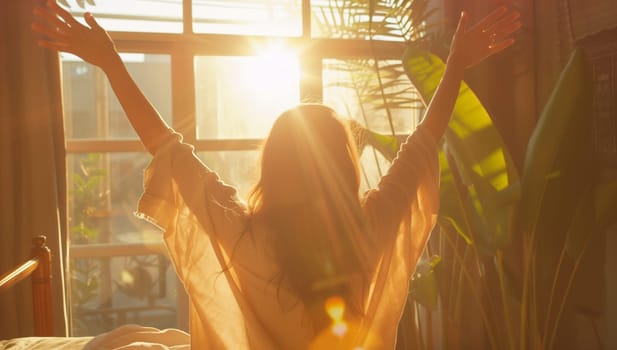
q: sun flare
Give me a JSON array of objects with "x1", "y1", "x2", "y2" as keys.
[
  {"x1": 194, "y1": 41, "x2": 301, "y2": 138},
  {"x1": 243, "y1": 43, "x2": 301, "y2": 100}
]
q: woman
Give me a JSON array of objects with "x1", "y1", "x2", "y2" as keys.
[{"x1": 33, "y1": 1, "x2": 521, "y2": 348}]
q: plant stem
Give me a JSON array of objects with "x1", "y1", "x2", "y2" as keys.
[
  {"x1": 442, "y1": 228, "x2": 499, "y2": 349},
  {"x1": 547, "y1": 230, "x2": 593, "y2": 350},
  {"x1": 541, "y1": 235, "x2": 568, "y2": 345},
  {"x1": 519, "y1": 234, "x2": 531, "y2": 350},
  {"x1": 426, "y1": 305, "x2": 433, "y2": 350},
  {"x1": 453, "y1": 247, "x2": 467, "y2": 322},
  {"x1": 531, "y1": 250, "x2": 540, "y2": 347},
  {"x1": 469, "y1": 233, "x2": 499, "y2": 336},
  {"x1": 446, "y1": 230, "x2": 460, "y2": 316},
  {"x1": 415, "y1": 302, "x2": 425, "y2": 349},
  {"x1": 496, "y1": 250, "x2": 517, "y2": 350},
  {"x1": 520, "y1": 215, "x2": 543, "y2": 350},
  {"x1": 445, "y1": 150, "x2": 500, "y2": 327}
]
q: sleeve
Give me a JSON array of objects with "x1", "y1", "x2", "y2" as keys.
[
  {"x1": 135, "y1": 129, "x2": 249, "y2": 285},
  {"x1": 359, "y1": 125, "x2": 441, "y2": 345},
  {"x1": 135, "y1": 130, "x2": 253, "y2": 348},
  {"x1": 362, "y1": 123, "x2": 440, "y2": 274}
]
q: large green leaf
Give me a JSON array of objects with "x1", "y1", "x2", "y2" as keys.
[
  {"x1": 402, "y1": 47, "x2": 520, "y2": 252},
  {"x1": 519, "y1": 49, "x2": 593, "y2": 234},
  {"x1": 514, "y1": 49, "x2": 597, "y2": 334},
  {"x1": 437, "y1": 149, "x2": 474, "y2": 246}
]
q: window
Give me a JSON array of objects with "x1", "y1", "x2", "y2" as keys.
[
  {"x1": 61, "y1": 0, "x2": 422, "y2": 336},
  {"x1": 194, "y1": 55, "x2": 301, "y2": 139}
]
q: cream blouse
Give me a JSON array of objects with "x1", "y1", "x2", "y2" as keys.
[{"x1": 136, "y1": 124, "x2": 440, "y2": 349}]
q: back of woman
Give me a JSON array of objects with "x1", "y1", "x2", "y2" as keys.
[{"x1": 134, "y1": 104, "x2": 439, "y2": 348}]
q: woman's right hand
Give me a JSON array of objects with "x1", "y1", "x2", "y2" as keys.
[
  {"x1": 446, "y1": 6, "x2": 521, "y2": 71},
  {"x1": 32, "y1": 0, "x2": 119, "y2": 70}
]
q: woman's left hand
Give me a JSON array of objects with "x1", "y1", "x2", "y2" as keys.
[{"x1": 447, "y1": 6, "x2": 522, "y2": 70}]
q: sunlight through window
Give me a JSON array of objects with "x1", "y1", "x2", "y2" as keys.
[
  {"x1": 65, "y1": 0, "x2": 183, "y2": 33},
  {"x1": 195, "y1": 51, "x2": 300, "y2": 139},
  {"x1": 61, "y1": 53, "x2": 172, "y2": 140},
  {"x1": 193, "y1": 0, "x2": 302, "y2": 36}
]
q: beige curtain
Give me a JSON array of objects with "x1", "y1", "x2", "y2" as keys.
[{"x1": 0, "y1": 0, "x2": 68, "y2": 339}]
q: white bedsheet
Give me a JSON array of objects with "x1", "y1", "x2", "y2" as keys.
[
  {"x1": 84, "y1": 324, "x2": 190, "y2": 349},
  {"x1": 0, "y1": 324, "x2": 190, "y2": 350},
  {"x1": 0, "y1": 336, "x2": 92, "y2": 349}
]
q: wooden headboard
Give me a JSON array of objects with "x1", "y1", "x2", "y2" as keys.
[{"x1": 0, "y1": 235, "x2": 54, "y2": 336}]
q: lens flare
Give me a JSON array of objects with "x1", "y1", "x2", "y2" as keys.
[{"x1": 325, "y1": 296, "x2": 348, "y2": 337}]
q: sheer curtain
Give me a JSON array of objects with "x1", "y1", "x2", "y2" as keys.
[{"x1": 0, "y1": 0, "x2": 69, "y2": 338}]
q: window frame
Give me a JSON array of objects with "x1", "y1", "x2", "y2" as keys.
[
  {"x1": 65, "y1": 0, "x2": 409, "y2": 153},
  {"x1": 64, "y1": 0, "x2": 412, "y2": 335},
  {"x1": 66, "y1": 33, "x2": 408, "y2": 153}
]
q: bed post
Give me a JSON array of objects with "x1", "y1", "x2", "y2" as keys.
[{"x1": 31, "y1": 235, "x2": 54, "y2": 336}]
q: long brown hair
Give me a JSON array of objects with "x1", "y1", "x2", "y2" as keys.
[{"x1": 247, "y1": 104, "x2": 370, "y2": 331}]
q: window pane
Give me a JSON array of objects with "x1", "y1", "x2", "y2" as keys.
[
  {"x1": 69, "y1": 254, "x2": 180, "y2": 336},
  {"x1": 193, "y1": 0, "x2": 302, "y2": 36},
  {"x1": 64, "y1": 0, "x2": 182, "y2": 33},
  {"x1": 322, "y1": 58, "x2": 421, "y2": 134},
  {"x1": 196, "y1": 151, "x2": 260, "y2": 201},
  {"x1": 359, "y1": 146, "x2": 390, "y2": 190},
  {"x1": 67, "y1": 152, "x2": 178, "y2": 336},
  {"x1": 195, "y1": 55, "x2": 300, "y2": 139},
  {"x1": 62, "y1": 53, "x2": 172, "y2": 140},
  {"x1": 67, "y1": 152, "x2": 154, "y2": 245}
]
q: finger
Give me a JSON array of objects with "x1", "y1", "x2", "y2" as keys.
[
  {"x1": 31, "y1": 22, "x2": 70, "y2": 41},
  {"x1": 484, "y1": 11, "x2": 521, "y2": 34},
  {"x1": 488, "y1": 38, "x2": 515, "y2": 53},
  {"x1": 84, "y1": 12, "x2": 103, "y2": 31},
  {"x1": 47, "y1": 0, "x2": 80, "y2": 28},
  {"x1": 475, "y1": 6, "x2": 508, "y2": 31},
  {"x1": 37, "y1": 39, "x2": 70, "y2": 51},
  {"x1": 491, "y1": 21, "x2": 522, "y2": 41},
  {"x1": 33, "y1": 6, "x2": 71, "y2": 32},
  {"x1": 454, "y1": 11, "x2": 470, "y2": 36}
]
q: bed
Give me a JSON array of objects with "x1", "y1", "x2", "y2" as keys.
[
  {"x1": 0, "y1": 235, "x2": 93, "y2": 349},
  {"x1": 0, "y1": 236, "x2": 188, "y2": 350},
  {"x1": 0, "y1": 236, "x2": 54, "y2": 336}
]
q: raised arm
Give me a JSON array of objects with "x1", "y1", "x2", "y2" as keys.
[
  {"x1": 32, "y1": 0, "x2": 169, "y2": 155},
  {"x1": 363, "y1": 7, "x2": 522, "y2": 238},
  {"x1": 420, "y1": 7, "x2": 521, "y2": 142}
]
